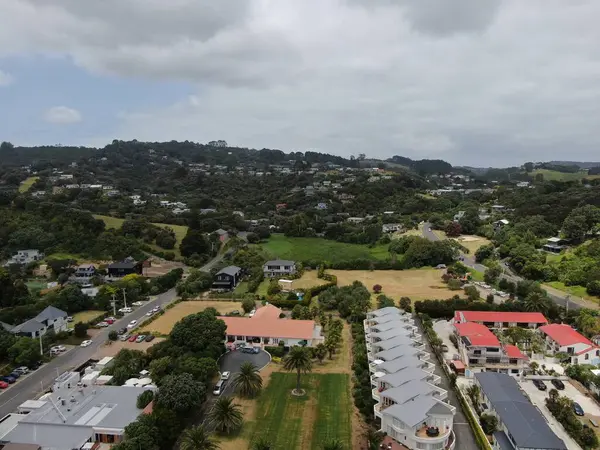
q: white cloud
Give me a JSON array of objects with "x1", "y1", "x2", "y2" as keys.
[
  {"x1": 2, "y1": 0, "x2": 600, "y2": 164},
  {"x1": 44, "y1": 106, "x2": 82, "y2": 124},
  {"x1": 0, "y1": 69, "x2": 13, "y2": 86}
]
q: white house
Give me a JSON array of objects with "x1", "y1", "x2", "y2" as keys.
[
  {"x1": 4, "y1": 306, "x2": 68, "y2": 338},
  {"x1": 539, "y1": 324, "x2": 600, "y2": 365},
  {"x1": 263, "y1": 260, "x2": 296, "y2": 277},
  {"x1": 4, "y1": 249, "x2": 44, "y2": 266},
  {"x1": 382, "y1": 223, "x2": 402, "y2": 233}
]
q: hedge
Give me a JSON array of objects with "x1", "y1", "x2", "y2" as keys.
[
  {"x1": 264, "y1": 346, "x2": 285, "y2": 357},
  {"x1": 268, "y1": 274, "x2": 337, "y2": 309}
]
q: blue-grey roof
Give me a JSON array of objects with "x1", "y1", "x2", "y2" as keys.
[
  {"x1": 264, "y1": 260, "x2": 295, "y2": 266},
  {"x1": 371, "y1": 328, "x2": 415, "y2": 341},
  {"x1": 383, "y1": 397, "x2": 453, "y2": 428},
  {"x1": 379, "y1": 356, "x2": 427, "y2": 374},
  {"x1": 375, "y1": 346, "x2": 421, "y2": 362},
  {"x1": 493, "y1": 431, "x2": 515, "y2": 450},
  {"x1": 379, "y1": 367, "x2": 432, "y2": 387},
  {"x1": 370, "y1": 307, "x2": 402, "y2": 317},
  {"x1": 381, "y1": 380, "x2": 438, "y2": 405},
  {"x1": 371, "y1": 320, "x2": 414, "y2": 333},
  {"x1": 35, "y1": 306, "x2": 67, "y2": 322},
  {"x1": 374, "y1": 335, "x2": 418, "y2": 351},
  {"x1": 11, "y1": 318, "x2": 45, "y2": 334},
  {"x1": 475, "y1": 373, "x2": 567, "y2": 449},
  {"x1": 217, "y1": 265, "x2": 242, "y2": 276}
]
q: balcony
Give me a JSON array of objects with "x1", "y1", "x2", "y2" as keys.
[
  {"x1": 374, "y1": 403, "x2": 383, "y2": 419},
  {"x1": 372, "y1": 387, "x2": 381, "y2": 401},
  {"x1": 415, "y1": 424, "x2": 454, "y2": 447}
]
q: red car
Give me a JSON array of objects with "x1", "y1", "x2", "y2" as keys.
[
  {"x1": 0, "y1": 381, "x2": 8, "y2": 389},
  {"x1": 105, "y1": 318, "x2": 115, "y2": 325},
  {"x1": 128, "y1": 335, "x2": 138, "y2": 342}
]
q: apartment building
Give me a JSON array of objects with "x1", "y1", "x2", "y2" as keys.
[
  {"x1": 539, "y1": 323, "x2": 600, "y2": 365},
  {"x1": 365, "y1": 307, "x2": 456, "y2": 450},
  {"x1": 453, "y1": 311, "x2": 548, "y2": 329}
]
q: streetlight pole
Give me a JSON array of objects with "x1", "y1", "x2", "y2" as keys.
[
  {"x1": 111, "y1": 293, "x2": 117, "y2": 316},
  {"x1": 38, "y1": 332, "x2": 43, "y2": 356},
  {"x1": 122, "y1": 288, "x2": 127, "y2": 309}
]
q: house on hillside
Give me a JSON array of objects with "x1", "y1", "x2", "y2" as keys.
[
  {"x1": 543, "y1": 237, "x2": 569, "y2": 254},
  {"x1": 4, "y1": 306, "x2": 68, "y2": 338},
  {"x1": 71, "y1": 264, "x2": 96, "y2": 283},
  {"x1": 263, "y1": 260, "x2": 296, "y2": 277},
  {"x1": 213, "y1": 228, "x2": 229, "y2": 242},
  {"x1": 382, "y1": 223, "x2": 402, "y2": 233},
  {"x1": 211, "y1": 266, "x2": 242, "y2": 291},
  {"x1": 107, "y1": 257, "x2": 144, "y2": 278},
  {"x1": 493, "y1": 219, "x2": 509, "y2": 231},
  {"x1": 4, "y1": 250, "x2": 44, "y2": 266},
  {"x1": 539, "y1": 324, "x2": 600, "y2": 365}
]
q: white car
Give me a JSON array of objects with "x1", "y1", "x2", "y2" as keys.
[
  {"x1": 97, "y1": 321, "x2": 109, "y2": 327},
  {"x1": 132, "y1": 301, "x2": 145, "y2": 307},
  {"x1": 80, "y1": 340, "x2": 92, "y2": 347},
  {"x1": 119, "y1": 307, "x2": 133, "y2": 313},
  {"x1": 146, "y1": 311, "x2": 153, "y2": 316},
  {"x1": 249, "y1": 309, "x2": 256, "y2": 318},
  {"x1": 127, "y1": 320, "x2": 138, "y2": 329},
  {"x1": 221, "y1": 371, "x2": 231, "y2": 381}
]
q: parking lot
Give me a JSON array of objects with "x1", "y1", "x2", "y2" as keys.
[{"x1": 520, "y1": 378, "x2": 599, "y2": 449}]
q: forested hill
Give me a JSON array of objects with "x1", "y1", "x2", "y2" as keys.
[
  {"x1": 386, "y1": 155, "x2": 455, "y2": 175},
  {"x1": 0, "y1": 140, "x2": 357, "y2": 168}
]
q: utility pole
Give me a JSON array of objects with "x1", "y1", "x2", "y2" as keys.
[
  {"x1": 122, "y1": 288, "x2": 127, "y2": 309},
  {"x1": 565, "y1": 294, "x2": 570, "y2": 314},
  {"x1": 38, "y1": 332, "x2": 43, "y2": 356},
  {"x1": 111, "y1": 293, "x2": 117, "y2": 316}
]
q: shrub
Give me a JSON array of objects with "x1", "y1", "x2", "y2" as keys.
[
  {"x1": 74, "y1": 322, "x2": 89, "y2": 338},
  {"x1": 108, "y1": 330, "x2": 118, "y2": 341},
  {"x1": 372, "y1": 284, "x2": 382, "y2": 294},
  {"x1": 136, "y1": 390, "x2": 154, "y2": 409},
  {"x1": 448, "y1": 279, "x2": 462, "y2": 290},
  {"x1": 265, "y1": 346, "x2": 285, "y2": 357}
]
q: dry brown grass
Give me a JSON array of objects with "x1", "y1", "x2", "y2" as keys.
[
  {"x1": 312, "y1": 322, "x2": 352, "y2": 374},
  {"x1": 453, "y1": 235, "x2": 491, "y2": 254},
  {"x1": 140, "y1": 301, "x2": 243, "y2": 334},
  {"x1": 329, "y1": 268, "x2": 459, "y2": 302},
  {"x1": 93, "y1": 338, "x2": 165, "y2": 358}
]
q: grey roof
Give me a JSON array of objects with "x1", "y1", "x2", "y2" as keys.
[
  {"x1": 371, "y1": 328, "x2": 415, "y2": 341},
  {"x1": 370, "y1": 307, "x2": 402, "y2": 317},
  {"x1": 493, "y1": 431, "x2": 515, "y2": 450},
  {"x1": 3, "y1": 424, "x2": 91, "y2": 450},
  {"x1": 264, "y1": 259, "x2": 295, "y2": 266},
  {"x1": 1, "y1": 321, "x2": 14, "y2": 331},
  {"x1": 379, "y1": 356, "x2": 427, "y2": 374},
  {"x1": 375, "y1": 346, "x2": 421, "y2": 362},
  {"x1": 380, "y1": 380, "x2": 438, "y2": 404},
  {"x1": 108, "y1": 261, "x2": 137, "y2": 269},
  {"x1": 475, "y1": 373, "x2": 567, "y2": 449},
  {"x1": 214, "y1": 228, "x2": 228, "y2": 235},
  {"x1": 11, "y1": 318, "x2": 45, "y2": 334},
  {"x1": 35, "y1": 306, "x2": 67, "y2": 322},
  {"x1": 370, "y1": 320, "x2": 414, "y2": 333},
  {"x1": 217, "y1": 265, "x2": 242, "y2": 276},
  {"x1": 382, "y1": 397, "x2": 453, "y2": 428},
  {"x1": 374, "y1": 335, "x2": 418, "y2": 351},
  {"x1": 379, "y1": 368, "x2": 432, "y2": 387},
  {"x1": 369, "y1": 314, "x2": 410, "y2": 325}
]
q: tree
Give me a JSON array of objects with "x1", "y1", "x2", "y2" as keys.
[
  {"x1": 314, "y1": 343, "x2": 327, "y2": 363},
  {"x1": 283, "y1": 346, "x2": 313, "y2": 393},
  {"x1": 524, "y1": 162, "x2": 534, "y2": 173},
  {"x1": 524, "y1": 292, "x2": 551, "y2": 314},
  {"x1": 475, "y1": 244, "x2": 495, "y2": 263},
  {"x1": 486, "y1": 293, "x2": 494, "y2": 304},
  {"x1": 136, "y1": 390, "x2": 154, "y2": 409},
  {"x1": 376, "y1": 295, "x2": 394, "y2": 309},
  {"x1": 0, "y1": 328, "x2": 17, "y2": 361},
  {"x1": 108, "y1": 330, "x2": 118, "y2": 341},
  {"x1": 73, "y1": 322, "x2": 89, "y2": 338},
  {"x1": 180, "y1": 229, "x2": 211, "y2": 258},
  {"x1": 241, "y1": 298, "x2": 256, "y2": 314},
  {"x1": 8, "y1": 337, "x2": 42, "y2": 367},
  {"x1": 250, "y1": 437, "x2": 273, "y2": 450},
  {"x1": 484, "y1": 264, "x2": 502, "y2": 285},
  {"x1": 246, "y1": 232, "x2": 260, "y2": 244},
  {"x1": 180, "y1": 425, "x2": 221, "y2": 450},
  {"x1": 322, "y1": 439, "x2": 344, "y2": 450},
  {"x1": 207, "y1": 396, "x2": 244, "y2": 434},
  {"x1": 170, "y1": 310, "x2": 227, "y2": 359},
  {"x1": 479, "y1": 414, "x2": 498, "y2": 435},
  {"x1": 176, "y1": 356, "x2": 219, "y2": 383},
  {"x1": 232, "y1": 362, "x2": 263, "y2": 398},
  {"x1": 445, "y1": 221, "x2": 462, "y2": 238},
  {"x1": 399, "y1": 296, "x2": 412, "y2": 313},
  {"x1": 155, "y1": 373, "x2": 206, "y2": 415},
  {"x1": 372, "y1": 284, "x2": 382, "y2": 294}
]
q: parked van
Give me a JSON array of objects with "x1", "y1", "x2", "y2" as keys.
[{"x1": 213, "y1": 380, "x2": 226, "y2": 396}]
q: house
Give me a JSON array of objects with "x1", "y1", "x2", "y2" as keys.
[
  {"x1": 382, "y1": 223, "x2": 402, "y2": 233},
  {"x1": 543, "y1": 237, "x2": 569, "y2": 254},
  {"x1": 453, "y1": 311, "x2": 548, "y2": 329},
  {"x1": 221, "y1": 304, "x2": 323, "y2": 347},
  {"x1": 4, "y1": 250, "x2": 44, "y2": 266},
  {"x1": 493, "y1": 219, "x2": 509, "y2": 231},
  {"x1": 316, "y1": 202, "x2": 328, "y2": 210},
  {"x1": 213, "y1": 228, "x2": 229, "y2": 242},
  {"x1": 539, "y1": 324, "x2": 600, "y2": 364},
  {"x1": 211, "y1": 266, "x2": 242, "y2": 291},
  {"x1": 263, "y1": 260, "x2": 296, "y2": 277},
  {"x1": 347, "y1": 217, "x2": 365, "y2": 224},
  {"x1": 516, "y1": 181, "x2": 530, "y2": 187},
  {"x1": 474, "y1": 372, "x2": 567, "y2": 450},
  {"x1": 72, "y1": 264, "x2": 96, "y2": 282},
  {"x1": 365, "y1": 307, "x2": 456, "y2": 450},
  {"x1": 107, "y1": 257, "x2": 144, "y2": 278},
  {"x1": 6, "y1": 306, "x2": 68, "y2": 338},
  {"x1": 2, "y1": 372, "x2": 151, "y2": 449},
  {"x1": 454, "y1": 322, "x2": 528, "y2": 377},
  {"x1": 453, "y1": 211, "x2": 465, "y2": 221}
]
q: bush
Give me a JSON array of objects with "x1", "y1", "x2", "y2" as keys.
[
  {"x1": 265, "y1": 346, "x2": 285, "y2": 357},
  {"x1": 373, "y1": 284, "x2": 382, "y2": 294},
  {"x1": 447, "y1": 279, "x2": 462, "y2": 290},
  {"x1": 108, "y1": 330, "x2": 118, "y2": 341},
  {"x1": 136, "y1": 390, "x2": 154, "y2": 409},
  {"x1": 480, "y1": 414, "x2": 498, "y2": 435},
  {"x1": 74, "y1": 322, "x2": 89, "y2": 338}
]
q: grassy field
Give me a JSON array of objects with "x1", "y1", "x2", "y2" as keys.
[
  {"x1": 260, "y1": 234, "x2": 388, "y2": 263},
  {"x1": 235, "y1": 373, "x2": 351, "y2": 450},
  {"x1": 329, "y1": 268, "x2": 458, "y2": 302},
  {"x1": 453, "y1": 235, "x2": 491, "y2": 254},
  {"x1": 140, "y1": 301, "x2": 242, "y2": 334},
  {"x1": 544, "y1": 282, "x2": 597, "y2": 302},
  {"x1": 70, "y1": 310, "x2": 105, "y2": 327},
  {"x1": 19, "y1": 176, "x2": 39, "y2": 193},
  {"x1": 93, "y1": 214, "x2": 188, "y2": 257},
  {"x1": 532, "y1": 169, "x2": 600, "y2": 182},
  {"x1": 281, "y1": 271, "x2": 330, "y2": 290},
  {"x1": 25, "y1": 280, "x2": 48, "y2": 292}
]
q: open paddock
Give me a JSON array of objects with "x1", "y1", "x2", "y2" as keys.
[{"x1": 279, "y1": 271, "x2": 330, "y2": 290}]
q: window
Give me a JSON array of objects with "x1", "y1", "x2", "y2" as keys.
[
  {"x1": 585, "y1": 354, "x2": 590, "y2": 360},
  {"x1": 509, "y1": 359, "x2": 518, "y2": 364},
  {"x1": 473, "y1": 350, "x2": 482, "y2": 355}
]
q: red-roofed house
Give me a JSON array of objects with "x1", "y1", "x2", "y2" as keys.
[
  {"x1": 454, "y1": 322, "x2": 528, "y2": 377},
  {"x1": 539, "y1": 324, "x2": 600, "y2": 365},
  {"x1": 453, "y1": 311, "x2": 548, "y2": 329},
  {"x1": 220, "y1": 304, "x2": 324, "y2": 347}
]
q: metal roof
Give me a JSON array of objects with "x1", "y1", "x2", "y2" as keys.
[
  {"x1": 373, "y1": 335, "x2": 418, "y2": 351},
  {"x1": 216, "y1": 265, "x2": 242, "y2": 276},
  {"x1": 378, "y1": 368, "x2": 432, "y2": 387},
  {"x1": 35, "y1": 306, "x2": 67, "y2": 322},
  {"x1": 475, "y1": 373, "x2": 567, "y2": 449},
  {"x1": 375, "y1": 346, "x2": 421, "y2": 362},
  {"x1": 369, "y1": 307, "x2": 402, "y2": 317},
  {"x1": 380, "y1": 380, "x2": 438, "y2": 405},
  {"x1": 382, "y1": 397, "x2": 453, "y2": 428},
  {"x1": 264, "y1": 260, "x2": 296, "y2": 266},
  {"x1": 11, "y1": 318, "x2": 45, "y2": 334}
]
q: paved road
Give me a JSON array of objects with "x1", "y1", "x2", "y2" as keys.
[
  {"x1": 0, "y1": 288, "x2": 178, "y2": 418},
  {"x1": 420, "y1": 223, "x2": 582, "y2": 311}
]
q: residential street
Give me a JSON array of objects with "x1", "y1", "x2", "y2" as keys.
[{"x1": 420, "y1": 222, "x2": 583, "y2": 310}]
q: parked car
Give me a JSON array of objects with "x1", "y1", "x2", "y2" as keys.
[
  {"x1": 118, "y1": 327, "x2": 128, "y2": 335},
  {"x1": 221, "y1": 371, "x2": 231, "y2": 381},
  {"x1": 213, "y1": 380, "x2": 226, "y2": 396},
  {"x1": 28, "y1": 361, "x2": 43, "y2": 370},
  {"x1": 8, "y1": 372, "x2": 20, "y2": 379},
  {"x1": 105, "y1": 318, "x2": 116, "y2": 324},
  {"x1": 230, "y1": 310, "x2": 241, "y2": 316},
  {"x1": 97, "y1": 321, "x2": 109, "y2": 327},
  {"x1": 532, "y1": 379, "x2": 547, "y2": 391},
  {"x1": 0, "y1": 376, "x2": 16, "y2": 384},
  {"x1": 128, "y1": 335, "x2": 138, "y2": 342},
  {"x1": 66, "y1": 316, "x2": 74, "y2": 322},
  {"x1": 241, "y1": 346, "x2": 260, "y2": 354},
  {"x1": 132, "y1": 301, "x2": 145, "y2": 307},
  {"x1": 119, "y1": 307, "x2": 133, "y2": 313},
  {"x1": 146, "y1": 311, "x2": 153, "y2": 316},
  {"x1": 14, "y1": 367, "x2": 29, "y2": 375},
  {"x1": 145, "y1": 335, "x2": 155, "y2": 342},
  {"x1": 574, "y1": 402, "x2": 585, "y2": 416},
  {"x1": 249, "y1": 309, "x2": 256, "y2": 318},
  {"x1": 0, "y1": 381, "x2": 8, "y2": 389},
  {"x1": 127, "y1": 320, "x2": 137, "y2": 329},
  {"x1": 120, "y1": 334, "x2": 129, "y2": 341},
  {"x1": 135, "y1": 335, "x2": 146, "y2": 343},
  {"x1": 80, "y1": 340, "x2": 92, "y2": 347},
  {"x1": 551, "y1": 379, "x2": 565, "y2": 390}
]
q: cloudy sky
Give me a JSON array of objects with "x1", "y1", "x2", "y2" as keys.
[{"x1": 1, "y1": 0, "x2": 600, "y2": 166}]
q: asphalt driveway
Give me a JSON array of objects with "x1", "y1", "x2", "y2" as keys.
[{"x1": 216, "y1": 349, "x2": 270, "y2": 397}]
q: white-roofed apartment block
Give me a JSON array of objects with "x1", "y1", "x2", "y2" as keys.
[{"x1": 364, "y1": 307, "x2": 456, "y2": 450}]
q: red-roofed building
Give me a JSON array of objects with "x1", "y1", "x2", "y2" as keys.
[
  {"x1": 220, "y1": 304, "x2": 324, "y2": 347},
  {"x1": 454, "y1": 322, "x2": 528, "y2": 377},
  {"x1": 539, "y1": 324, "x2": 600, "y2": 365},
  {"x1": 453, "y1": 311, "x2": 548, "y2": 329}
]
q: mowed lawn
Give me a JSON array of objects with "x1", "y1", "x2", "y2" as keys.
[
  {"x1": 329, "y1": 268, "x2": 458, "y2": 302},
  {"x1": 452, "y1": 235, "x2": 491, "y2": 254},
  {"x1": 260, "y1": 234, "x2": 388, "y2": 263},
  {"x1": 93, "y1": 214, "x2": 188, "y2": 257},
  {"x1": 19, "y1": 176, "x2": 39, "y2": 193},
  {"x1": 70, "y1": 310, "x2": 105, "y2": 327},
  {"x1": 241, "y1": 373, "x2": 352, "y2": 450},
  {"x1": 140, "y1": 301, "x2": 242, "y2": 334},
  {"x1": 282, "y1": 271, "x2": 331, "y2": 290}
]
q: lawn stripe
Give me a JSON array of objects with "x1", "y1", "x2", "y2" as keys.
[{"x1": 311, "y1": 373, "x2": 352, "y2": 449}]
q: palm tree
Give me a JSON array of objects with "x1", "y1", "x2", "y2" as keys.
[
  {"x1": 524, "y1": 292, "x2": 550, "y2": 313},
  {"x1": 250, "y1": 437, "x2": 273, "y2": 450},
  {"x1": 232, "y1": 362, "x2": 263, "y2": 398},
  {"x1": 283, "y1": 346, "x2": 313, "y2": 393},
  {"x1": 322, "y1": 439, "x2": 344, "y2": 450},
  {"x1": 180, "y1": 425, "x2": 220, "y2": 450},
  {"x1": 207, "y1": 397, "x2": 243, "y2": 435}
]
